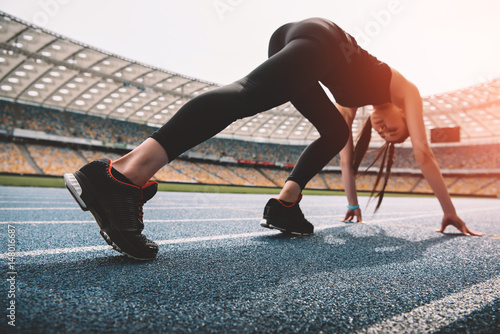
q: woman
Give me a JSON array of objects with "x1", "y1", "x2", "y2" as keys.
[
  {"x1": 64, "y1": 18, "x2": 481, "y2": 260},
  {"x1": 338, "y1": 102, "x2": 482, "y2": 238}
]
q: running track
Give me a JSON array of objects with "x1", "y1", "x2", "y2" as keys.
[{"x1": 1, "y1": 186, "x2": 499, "y2": 333}]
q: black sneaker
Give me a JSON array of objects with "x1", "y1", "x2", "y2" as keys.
[
  {"x1": 260, "y1": 194, "x2": 313, "y2": 235},
  {"x1": 64, "y1": 158, "x2": 159, "y2": 260}
]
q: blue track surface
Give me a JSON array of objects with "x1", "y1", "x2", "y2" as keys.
[{"x1": 1, "y1": 186, "x2": 499, "y2": 333}]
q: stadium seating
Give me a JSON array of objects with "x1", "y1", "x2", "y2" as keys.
[
  {"x1": 226, "y1": 165, "x2": 276, "y2": 187},
  {"x1": 323, "y1": 173, "x2": 344, "y2": 190},
  {"x1": 80, "y1": 150, "x2": 121, "y2": 162},
  {"x1": 0, "y1": 101, "x2": 16, "y2": 134},
  {"x1": 0, "y1": 99, "x2": 498, "y2": 197},
  {"x1": 154, "y1": 161, "x2": 197, "y2": 183},
  {"x1": 25, "y1": 145, "x2": 87, "y2": 176},
  {"x1": 0, "y1": 141, "x2": 36, "y2": 174}
]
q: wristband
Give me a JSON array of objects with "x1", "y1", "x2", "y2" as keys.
[{"x1": 347, "y1": 204, "x2": 359, "y2": 210}]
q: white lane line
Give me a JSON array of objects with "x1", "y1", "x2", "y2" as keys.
[
  {"x1": 367, "y1": 206, "x2": 500, "y2": 220},
  {"x1": 0, "y1": 208, "x2": 494, "y2": 227},
  {"x1": 1, "y1": 205, "x2": 498, "y2": 213},
  {"x1": 2, "y1": 212, "x2": 498, "y2": 238},
  {"x1": 0, "y1": 206, "x2": 256, "y2": 211},
  {"x1": 355, "y1": 275, "x2": 500, "y2": 334},
  {"x1": 0, "y1": 223, "x2": 342, "y2": 259},
  {"x1": 0, "y1": 220, "x2": 95, "y2": 224},
  {"x1": 0, "y1": 207, "x2": 80, "y2": 211},
  {"x1": 0, "y1": 245, "x2": 110, "y2": 259},
  {"x1": 0, "y1": 215, "x2": 337, "y2": 225},
  {"x1": 156, "y1": 231, "x2": 276, "y2": 246},
  {"x1": 0, "y1": 201, "x2": 75, "y2": 204},
  {"x1": 0, "y1": 218, "x2": 256, "y2": 225}
]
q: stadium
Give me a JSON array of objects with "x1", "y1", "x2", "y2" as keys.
[
  {"x1": 1, "y1": 5, "x2": 499, "y2": 334},
  {"x1": 1, "y1": 12, "x2": 499, "y2": 197}
]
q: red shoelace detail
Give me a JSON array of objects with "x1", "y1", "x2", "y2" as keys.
[{"x1": 138, "y1": 202, "x2": 144, "y2": 221}]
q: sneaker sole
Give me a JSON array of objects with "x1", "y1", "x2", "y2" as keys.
[
  {"x1": 99, "y1": 230, "x2": 155, "y2": 261},
  {"x1": 64, "y1": 172, "x2": 90, "y2": 211},
  {"x1": 64, "y1": 172, "x2": 157, "y2": 261},
  {"x1": 260, "y1": 219, "x2": 313, "y2": 236}
]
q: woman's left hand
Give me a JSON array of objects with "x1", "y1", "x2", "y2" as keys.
[
  {"x1": 437, "y1": 213, "x2": 483, "y2": 236},
  {"x1": 341, "y1": 207, "x2": 362, "y2": 223}
]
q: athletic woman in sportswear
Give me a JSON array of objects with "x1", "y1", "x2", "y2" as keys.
[
  {"x1": 65, "y1": 18, "x2": 481, "y2": 260},
  {"x1": 338, "y1": 101, "x2": 481, "y2": 236}
]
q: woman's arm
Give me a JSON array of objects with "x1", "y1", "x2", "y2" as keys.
[
  {"x1": 390, "y1": 68, "x2": 482, "y2": 235},
  {"x1": 400, "y1": 80, "x2": 456, "y2": 215},
  {"x1": 338, "y1": 105, "x2": 362, "y2": 222}
]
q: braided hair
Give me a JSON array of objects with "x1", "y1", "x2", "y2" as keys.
[{"x1": 353, "y1": 117, "x2": 398, "y2": 212}]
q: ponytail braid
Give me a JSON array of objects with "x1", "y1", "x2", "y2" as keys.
[
  {"x1": 352, "y1": 118, "x2": 397, "y2": 212},
  {"x1": 353, "y1": 117, "x2": 372, "y2": 174},
  {"x1": 373, "y1": 142, "x2": 395, "y2": 212}
]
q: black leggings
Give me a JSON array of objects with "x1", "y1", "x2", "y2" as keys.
[{"x1": 151, "y1": 36, "x2": 349, "y2": 189}]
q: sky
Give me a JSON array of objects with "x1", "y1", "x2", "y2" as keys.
[{"x1": 1, "y1": 0, "x2": 499, "y2": 97}]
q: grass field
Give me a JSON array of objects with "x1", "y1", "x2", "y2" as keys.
[
  {"x1": 0, "y1": 174, "x2": 450, "y2": 200},
  {"x1": 0, "y1": 174, "x2": 448, "y2": 199},
  {"x1": 0, "y1": 174, "x2": 345, "y2": 196}
]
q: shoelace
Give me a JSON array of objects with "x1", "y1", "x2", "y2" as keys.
[
  {"x1": 138, "y1": 203, "x2": 144, "y2": 221},
  {"x1": 136, "y1": 200, "x2": 145, "y2": 230},
  {"x1": 135, "y1": 189, "x2": 150, "y2": 230}
]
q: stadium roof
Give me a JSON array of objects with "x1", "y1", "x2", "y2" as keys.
[{"x1": 1, "y1": 12, "x2": 499, "y2": 146}]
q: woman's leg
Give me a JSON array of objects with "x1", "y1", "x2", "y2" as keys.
[
  {"x1": 114, "y1": 38, "x2": 328, "y2": 185},
  {"x1": 261, "y1": 83, "x2": 349, "y2": 235},
  {"x1": 278, "y1": 83, "x2": 350, "y2": 202},
  {"x1": 112, "y1": 138, "x2": 168, "y2": 187}
]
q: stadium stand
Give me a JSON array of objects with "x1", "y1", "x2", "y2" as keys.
[
  {"x1": 0, "y1": 12, "x2": 498, "y2": 198},
  {"x1": 385, "y1": 175, "x2": 421, "y2": 193},
  {"x1": 80, "y1": 149, "x2": 121, "y2": 162},
  {"x1": 226, "y1": 165, "x2": 276, "y2": 187},
  {"x1": 196, "y1": 162, "x2": 252, "y2": 186},
  {"x1": 0, "y1": 101, "x2": 15, "y2": 134},
  {"x1": 154, "y1": 161, "x2": 197, "y2": 184},
  {"x1": 0, "y1": 141, "x2": 35, "y2": 174},
  {"x1": 19, "y1": 104, "x2": 70, "y2": 136},
  {"x1": 1, "y1": 99, "x2": 498, "y2": 197},
  {"x1": 323, "y1": 173, "x2": 344, "y2": 190},
  {"x1": 25, "y1": 144, "x2": 86, "y2": 176},
  {"x1": 258, "y1": 168, "x2": 289, "y2": 188}
]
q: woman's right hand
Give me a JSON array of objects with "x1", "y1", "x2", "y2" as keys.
[{"x1": 437, "y1": 213, "x2": 483, "y2": 236}]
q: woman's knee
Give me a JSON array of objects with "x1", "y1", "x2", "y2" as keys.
[{"x1": 317, "y1": 116, "x2": 350, "y2": 152}]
